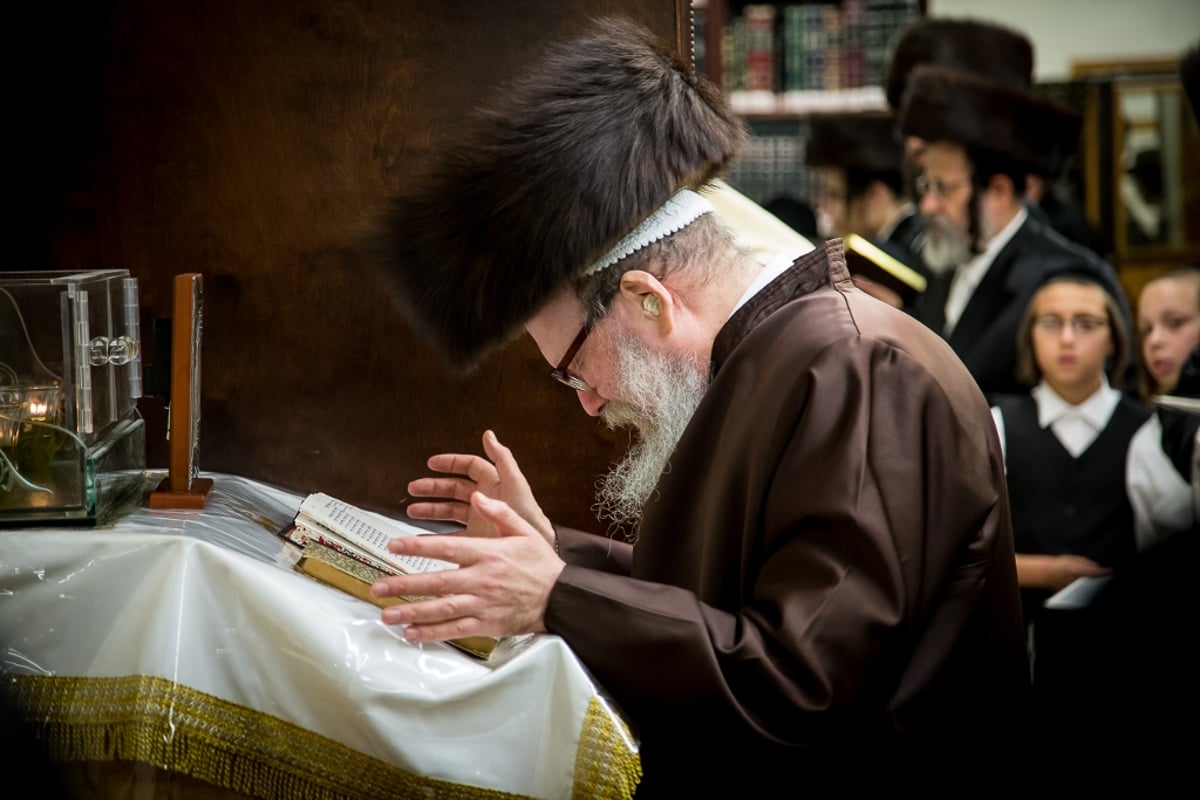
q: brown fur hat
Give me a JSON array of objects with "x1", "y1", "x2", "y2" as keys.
[
  {"x1": 884, "y1": 17, "x2": 1033, "y2": 110},
  {"x1": 804, "y1": 111, "x2": 902, "y2": 174},
  {"x1": 1181, "y1": 41, "x2": 1200, "y2": 127},
  {"x1": 366, "y1": 16, "x2": 746, "y2": 371},
  {"x1": 897, "y1": 65, "x2": 1081, "y2": 177}
]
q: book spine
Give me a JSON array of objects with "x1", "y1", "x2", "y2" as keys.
[
  {"x1": 312, "y1": 531, "x2": 399, "y2": 575},
  {"x1": 293, "y1": 521, "x2": 400, "y2": 575},
  {"x1": 743, "y1": 5, "x2": 776, "y2": 93}
]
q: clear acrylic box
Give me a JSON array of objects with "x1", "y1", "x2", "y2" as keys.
[{"x1": 0, "y1": 269, "x2": 148, "y2": 524}]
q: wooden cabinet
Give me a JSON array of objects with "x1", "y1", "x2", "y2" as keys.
[{"x1": 5, "y1": 1, "x2": 691, "y2": 533}]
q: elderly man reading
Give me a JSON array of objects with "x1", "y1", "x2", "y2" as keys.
[{"x1": 365, "y1": 16, "x2": 1028, "y2": 796}]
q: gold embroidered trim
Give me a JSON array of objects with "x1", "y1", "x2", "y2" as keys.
[
  {"x1": 573, "y1": 696, "x2": 642, "y2": 799},
  {"x1": 8, "y1": 674, "x2": 634, "y2": 800}
]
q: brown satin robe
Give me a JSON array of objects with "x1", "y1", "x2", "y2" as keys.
[{"x1": 547, "y1": 239, "x2": 1028, "y2": 794}]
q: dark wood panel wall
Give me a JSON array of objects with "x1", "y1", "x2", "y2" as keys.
[{"x1": 4, "y1": 0, "x2": 691, "y2": 530}]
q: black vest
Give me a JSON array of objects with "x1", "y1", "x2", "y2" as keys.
[{"x1": 997, "y1": 393, "x2": 1149, "y2": 571}]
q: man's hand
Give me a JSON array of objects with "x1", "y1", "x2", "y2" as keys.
[
  {"x1": 406, "y1": 430, "x2": 556, "y2": 547},
  {"x1": 1015, "y1": 553, "x2": 1112, "y2": 592},
  {"x1": 371, "y1": 492, "x2": 565, "y2": 641}
]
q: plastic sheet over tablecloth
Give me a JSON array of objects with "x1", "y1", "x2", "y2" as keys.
[{"x1": 0, "y1": 472, "x2": 640, "y2": 799}]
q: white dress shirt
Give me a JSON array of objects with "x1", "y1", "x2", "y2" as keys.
[
  {"x1": 991, "y1": 379, "x2": 1194, "y2": 551},
  {"x1": 944, "y1": 206, "x2": 1027, "y2": 335}
]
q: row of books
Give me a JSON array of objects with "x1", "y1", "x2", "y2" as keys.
[
  {"x1": 725, "y1": 127, "x2": 814, "y2": 208},
  {"x1": 720, "y1": 0, "x2": 921, "y2": 98}
]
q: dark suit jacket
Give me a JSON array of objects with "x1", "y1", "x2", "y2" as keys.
[
  {"x1": 881, "y1": 207, "x2": 929, "y2": 316},
  {"x1": 914, "y1": 212, "x2": 1134, "y2": 403}
]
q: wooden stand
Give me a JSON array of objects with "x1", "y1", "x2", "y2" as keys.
[{"x1": 150, "y1": 273, "x2": 213, "y2": 509}]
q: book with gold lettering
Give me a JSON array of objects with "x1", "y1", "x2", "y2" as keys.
[
  {"x1": 286, "y1": 492, "x2": 528, "y2": 661},
  {"x1": 294, "y1": 538, "x2": 504, "y2": 660}
]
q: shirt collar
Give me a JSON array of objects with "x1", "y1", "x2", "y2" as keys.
[
  {"x1": 966, "y1": 205, "x2": 1028, "y2": 275},
  {"x1": 728, "y1": 249, "x2": 797, "y2": 320},
  {"x1": 1032, "y1": 376, "x2": 1120, "y2": 429}
]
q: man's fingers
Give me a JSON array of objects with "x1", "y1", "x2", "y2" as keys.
[
  {"x1": 405, "y1": 500, "x2": 469, "y2": 524},
  {"x1": 426, "y1": 453, "x2": 485, "y2": 477},
  {"x1": 470, "y1": 491, "x2": 531, "y2": 537},
  {"x1": 377, "y1": 594, "x2": 486, "y2": 637},
  {"x1": 386, "y1": 529, "x2": 478, "y2": 566},
  {"x1": 483, "y1": 431, "x2": 529, "y2": 489},
  {"x1": 408, "y1": 476, "x2": 475, "y2": 503}
]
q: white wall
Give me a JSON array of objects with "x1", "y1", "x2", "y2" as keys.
[{"x1": 928, "y1": 0, "x2": 1200, "y2": 81}]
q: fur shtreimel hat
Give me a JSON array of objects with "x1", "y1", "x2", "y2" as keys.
[
  {"x1": 1181, "y1": 41, "x2": 1200, "y2": 127},
  {"x1": 804, "y1": 111, "x2": 902, "y2": 175},
  {"x1": 883, "y1": 17, "x2": 1033, "y2": 110},
  {"x1": 897, "y1": 64, "x2": 1081, "y2": 177},
  {"x1": 367, "y1": 16, "x2": 746, "y2": 370}
]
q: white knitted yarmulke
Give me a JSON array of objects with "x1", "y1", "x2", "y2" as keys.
[{"x1": 585, "y1": 189, "x2": 715, "y2": 275}]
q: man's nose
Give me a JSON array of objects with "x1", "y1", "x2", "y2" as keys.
[
  {"x1": 919, "y1": 190, "x2": 940, "y2": 216},
  {"x1": 577, "y1": 390, "x2": 605, "y2": 418}
]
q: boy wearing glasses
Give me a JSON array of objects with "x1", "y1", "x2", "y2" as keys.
[
  {"x1": 896, "y1": 64, "x2": 1132, "y2": 402},
  {"x1": 365, "y1": 16, "x2": 1028, "y2": 794}
]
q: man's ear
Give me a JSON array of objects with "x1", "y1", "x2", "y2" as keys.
[
  {"x1": 988, "y1": 173, "x2": 1016, "y2": 203},
  {"x1": 617, "y1": 269, "x2": 672, "y2": 333}
]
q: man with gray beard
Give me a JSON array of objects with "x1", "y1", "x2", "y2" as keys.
[
  {"x1": 881, "y1": 17, "x2": 1037, "y2": 295},
  {"x1": 364, "y1": 16, "x2": 1028, "y2": 796},
  {"x1": 898, "y1": 64, "x2": 1133, "y2": 401},
  {"x1": 592, "y1": 327, "x2": 708, "y2": 536}
]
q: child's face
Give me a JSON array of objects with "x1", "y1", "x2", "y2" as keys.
[
  {"x1": 1032, "y1": 282, "x2": 1113, "y2": 397},
  {"x1": 1138, "y1": 276, "x2": 1200, "y2": 394}
]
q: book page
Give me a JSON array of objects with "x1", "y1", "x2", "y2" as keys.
[
  {"x1": 299, "y1": 493, "x2": 456, "y2": 575},
  {"x1": 1043, "y1": 575, "x2": 1113, "y2": 609}
]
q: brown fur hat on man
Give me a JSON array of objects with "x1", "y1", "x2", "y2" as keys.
[
  {"x1": 897, "y1": 64, "x2": 1081, "y2": 178},
  {"x1": 367, "y1": 16, "x2": 746, "y2": 371},
  {"x1": 804, "y1": 111, "x2": 903, "y2": 174},
  {"x1": 883, "y1": 17, "x2": 1034, "y2": 111}
]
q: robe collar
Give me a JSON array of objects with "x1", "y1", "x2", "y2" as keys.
[{"x1": 710, "y1": 238, "x2": 847, "y2": 372}]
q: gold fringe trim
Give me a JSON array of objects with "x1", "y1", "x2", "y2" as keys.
[
  {"x1": 573, "y1": 696, "x2": 642, "y2": 800},
  {"x1": 9, "y1": 674, "x2": 638, "y2": 799}
]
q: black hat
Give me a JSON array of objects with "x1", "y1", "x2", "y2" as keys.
[
  {"x1": 367, "y1": 16, "x2": 746, "y2": 370},
  {"x1": 804, "y1": 111, "x2": 903, "y2": 175},
  {"x1": 884, "y1": 17, "x2": 1034, "y2": 111},
  {"x1": 897, "y1": 64, "x2": 1082, "y2": 177}
]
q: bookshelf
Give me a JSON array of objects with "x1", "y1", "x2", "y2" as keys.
[{"x1": 693, "y1": 1, "x2": 924, "y2": 205}]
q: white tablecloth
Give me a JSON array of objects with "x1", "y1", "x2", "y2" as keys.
[{"x1": 0, "y1": 472, "x2": 640, "y2": 799}]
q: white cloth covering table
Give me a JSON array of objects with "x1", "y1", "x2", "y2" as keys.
[{"x1": 0, "y1": 472, "x2": 640, "y2": 799}]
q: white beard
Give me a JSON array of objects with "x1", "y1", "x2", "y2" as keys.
[
  {"x1": 920, "y1": 214, "x2": 973, "y2": 276},
  {"x1": 593, "y1": 332, "x2": 708, "y2": 539}
]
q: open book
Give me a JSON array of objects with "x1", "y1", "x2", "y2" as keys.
[
  {"x1": 289, "y1": 492, "x2": 458, "y2": 576},
  {"x1": 285, "y1": 492, "x2": 525, "y2": 661}
]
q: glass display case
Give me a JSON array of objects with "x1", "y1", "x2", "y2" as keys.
[{"x1": 0, "y1": 269, "x2": 148, "y2": 524}]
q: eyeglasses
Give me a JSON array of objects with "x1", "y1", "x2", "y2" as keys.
[
  {"x1": 549, "y1": 323, "x2": 595, "y2": 392},
  {"x1": 915, "y1": 174, "x2": 969, "y2": 198},
  {"x1": 1034, "y1": 315, "x2": 1110, "y2": 335}
]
